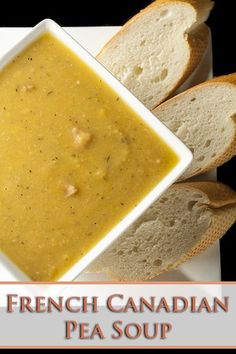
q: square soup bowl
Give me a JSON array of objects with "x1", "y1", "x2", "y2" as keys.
[{"x1": 0, "y1": 19, "x2": 192, "y2": 282}]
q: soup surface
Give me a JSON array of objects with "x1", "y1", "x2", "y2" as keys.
[{"x1": 0, "y1": 34, "x2": 178, "y2": 280}]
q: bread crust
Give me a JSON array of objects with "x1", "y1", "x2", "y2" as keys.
[
  {"x1": 97, "y1": 0, "x2": 213, "y2": 109},
  {"x1": 146, "y1": 0, "x2": 214, "y2": 15}
]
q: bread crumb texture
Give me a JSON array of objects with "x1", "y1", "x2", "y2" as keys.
[
  {"x1": 153, "y1": 73, "x2": 236, "y2": 180},
  {"x1": 86, "y1": 182, "x2": 236, "y2": 280},
  {"x1": 97, "y1": 0, "x2": 213, "y2": 109}
]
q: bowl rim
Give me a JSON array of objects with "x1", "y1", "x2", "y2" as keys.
[{"x1": 0, "y1": 19, "x2": 192, "y2": 282}]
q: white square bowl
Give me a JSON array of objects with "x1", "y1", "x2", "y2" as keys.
[{"x1": 0, "y1": 19, "x2": 192, "y2": 282}]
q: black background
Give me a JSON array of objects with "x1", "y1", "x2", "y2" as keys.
[{"x1": 0, "y1": 0, "x2": 235, "y2": 281}]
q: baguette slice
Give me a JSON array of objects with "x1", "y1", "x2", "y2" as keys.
[
  {"x1": 97, "y1": 0, "x2": 213, "y2": 110},
  {"x1": 153, "y1": 73, "x2": 236, "y2": 180},
  {"x1": 86, "y1": 181, "x2": 236, "y2": 281}
]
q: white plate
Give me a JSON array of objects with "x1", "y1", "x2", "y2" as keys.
[{"x1": 0, "y1": 26, "x2": 221, "y2": 282}]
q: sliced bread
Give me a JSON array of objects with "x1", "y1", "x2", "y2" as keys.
[
  {"x1": 86, "y1": 181, "x2": 236, "y2": 280},
  {"x1": 153, "y1": 73, "x2": 236, "y2": 180},
  {"x1": 97, "y1": 0, "x2": 214, "y2": 110}
]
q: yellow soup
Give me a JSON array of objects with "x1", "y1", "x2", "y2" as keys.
[{"x1": 0, "y1": 34, "x2": 178, "y2": 280}]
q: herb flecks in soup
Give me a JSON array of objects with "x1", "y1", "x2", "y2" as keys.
[{"x1": 0, "y1": 34, "x2": 178, "y2": 280}]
